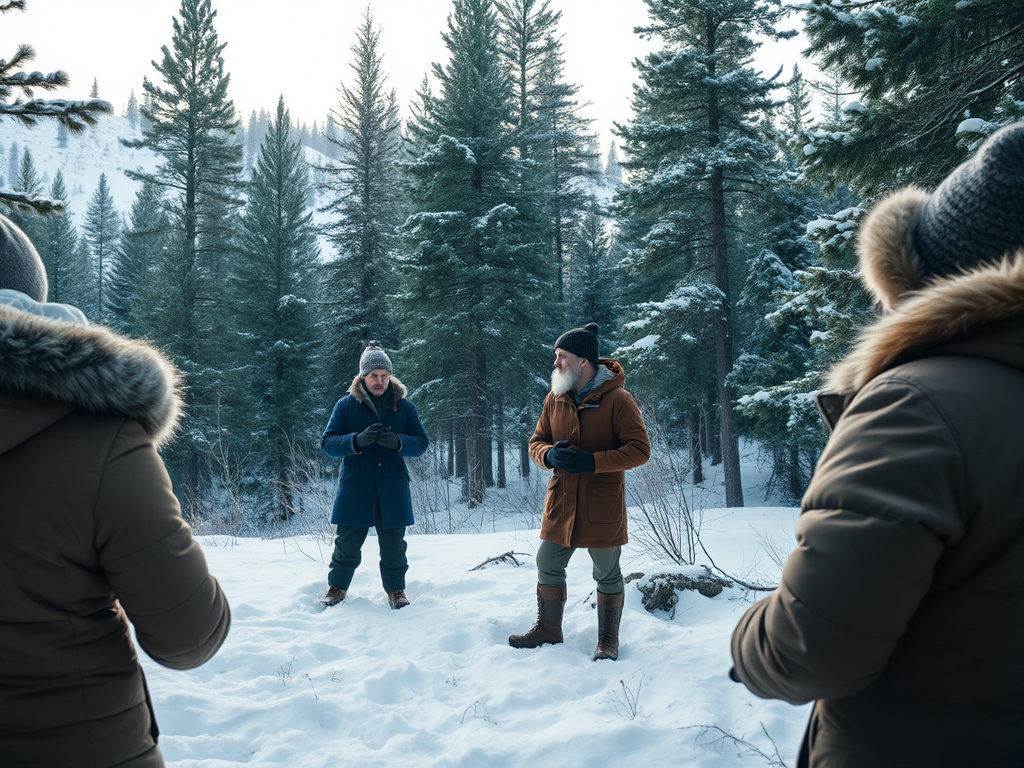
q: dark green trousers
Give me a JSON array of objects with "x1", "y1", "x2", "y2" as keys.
[
  {"x1": 328, "y1": 505, "x2": 408, "y2": 592},
  {"x1": 536, "y1": 539, "x2": 623, "y2": 594}
]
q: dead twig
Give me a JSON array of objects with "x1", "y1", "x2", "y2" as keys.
[{"x1": 469, "y1": 551, "x2": 529, "y2": 571}]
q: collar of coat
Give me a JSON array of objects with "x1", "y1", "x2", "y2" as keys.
[
  {"x1": 557, "y1": 359, "x2": 625, "y2": 405},
  {"x1": 826, "y1": 251, "x2": 1024, "y2": 397},
  {"x1": 348, "y1": 374, "x2": 407, "y2": 405},
  {"x1": 0, "y1": 304, "x2": 183, "y2": 448}
]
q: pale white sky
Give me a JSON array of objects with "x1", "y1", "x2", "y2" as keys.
[{"x1": 1, "y1": 0, "x2": 811, "y2": 151}]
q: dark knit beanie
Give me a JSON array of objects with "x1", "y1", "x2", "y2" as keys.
[
  {"x1": 359, "y1": 344, "x2": 393, "y2": 376},
  {"x1": 0, "y1": 214, "x2": 47, "y2": 302},
  {"x1": 554, "y1": 323, "x2": 599, "y2": 368},
  {"x1": 913, "y1": 122, "x2": 1024, "y2": 278}
]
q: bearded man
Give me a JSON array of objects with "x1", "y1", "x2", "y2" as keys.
[{"x1": 509, "y1": 323, "x2": 650, "y2": 660}]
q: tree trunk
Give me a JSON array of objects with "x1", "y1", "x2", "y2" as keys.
[
  {"x1": 496, "y1": 391, "x2": 506, "y2": 489},
  {"x1": 710, "y1": 166, "x2": 743, "y2": 506},
  {"x1": 689, "y1": 409, "x2": 703, "y2": 485},
  {"x1": 705, "y1": 29, "x2": 743, "y2": 507},
  {"x1": 467, "y1": 347, "x2": 488, "y2": 506}
]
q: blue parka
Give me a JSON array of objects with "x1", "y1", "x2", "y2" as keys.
[{"x1": 321, "y1": 375, "x2": 429, "y2": 529}]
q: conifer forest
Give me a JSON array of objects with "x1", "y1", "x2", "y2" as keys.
[{"x1": 3, "y1": 0, "x2": 1022, "y2": 530}]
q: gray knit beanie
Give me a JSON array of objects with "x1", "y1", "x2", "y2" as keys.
[
  {"x1": 359, "y1": 344, "x2": 393, "y2": 376},
  {"x1": 913, "y1": 122, "x2": 1024, "y2": 278},
  {"x1": 554, "y1": 323, "x2": 599, "y2": 369},
  {"x1": 0, "y1": 214, "x2": 48, "y2": 302}
]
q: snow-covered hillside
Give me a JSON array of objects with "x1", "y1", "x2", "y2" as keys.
[
  {"x1": 1, "y1": 113, "x2": 156, "y2": 226},
  {"x1": 140, "y1": 504, "x2": 809, "y2": 768}
]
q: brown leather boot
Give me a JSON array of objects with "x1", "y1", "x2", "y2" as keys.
[
  {"x1": 388, "y1": 589, "x2": 410, "y2": 610},
  {"x1": 320, "y1": 586, "x2": 346, "y2": 607},
  {"x1": 509, "y1": 584, "x2": 566, "y2": 648},
  {"x1": 593, "y1": 591, "x2": 624, "y2": 661}
]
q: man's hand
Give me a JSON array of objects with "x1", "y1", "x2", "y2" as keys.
[
  {"x1": 356, "y1": 423, "x2": 384, "y2": 449},
  {"x1": 548, "y1": 441, "x2": 595, "y2": 473},
  {"x1": 376, "y1": 429, "x2": 400, "y2": 452}
]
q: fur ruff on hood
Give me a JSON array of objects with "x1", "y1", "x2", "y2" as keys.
[
  {"x1": 827, "y1": 252, "x2": 1024, "y2": 394},
  {"x1": 348, "y1": 373, "x2": 407, "y2": 403},
  {"x1": 0, "y1": 304, "x2": 183, "y2": 447}
]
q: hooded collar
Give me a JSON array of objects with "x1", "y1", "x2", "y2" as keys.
[
  {"x1": 348, "y1": 374, "x2": 408, "y2": 406},
  {"x1": 826, "y1": 253, "x2": 1024, "y2": 396},
  {"x1": 0, "y1": 303, "x2": 183, "y2": 451}
]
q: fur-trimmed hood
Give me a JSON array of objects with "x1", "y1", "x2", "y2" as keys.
[
  {"x1": 348, "y1": 373, "x2": 407, "y2": 404},
  {"x1": 0, "y1": 304, "x2": 183, "y2": 450},
  {"x1": 827, "y1": 253, "x2": 1024, "y2": 394}
]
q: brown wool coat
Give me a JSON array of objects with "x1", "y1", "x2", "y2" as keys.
[
  {"x1": 529, "y1": 359, "x2": 650, "y2": 548},
  {"x1": 0, "y1": 305, "x2": 230, "y2": 768},
  {"x1": 731, "y1": 256, "x2": 1024, "y2": 768}
]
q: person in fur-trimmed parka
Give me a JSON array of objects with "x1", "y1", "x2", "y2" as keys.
[
  {"x1": 0, "y1": 216, "x2": 230, "y2": 768},
  {"x1": 730, "y1": 124, "x2": 1024, "y2": 767},
  {"x1": 319, "y1": 345, "x2": 429, "y2": 609}
]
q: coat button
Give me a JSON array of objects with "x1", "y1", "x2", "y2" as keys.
[{"x1": 378, "y1": 462, "x2": 383, "y2": 467}]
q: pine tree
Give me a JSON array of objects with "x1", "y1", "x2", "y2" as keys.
[
  {"x1": 604, "y1": 141, "x2": 623, "y2": 187},
  {"x1": 35, "y1": 171, "x2": 93, "y2": 310},
  {"x1": 318, "y1": 8, "x2": 402, "y2": 390},
  {"x1": 233, "y1": 97, "x2": 321, "y2": 521},
  {"x1": 404, "y1": 0, "x2": 548, "y2": 504},
  {"x1": 122, "y1": 0, "x2": 245, "y2": 497},
  {"x1": 499, "y1": 0, "x2": 596, "y2": 309},
  {"x1": 614, "y1": 0, "x2": 793, "y2": 507},
  {"x1": 108, "y1": 180, "x2": 169, "y2": 336},
  {"x1": 0, "y1": 1, "x2": 110, "y2": 213},
  {"x1": 800, "y1": 0, "x2": 1024, "y2": 195},
  {"x1": 8, "y1": 149, "x2": 44, "y2": 246},
  {"x1": 125, "y1": 90, "x2": 140, "y2": 130},
  {"x1": 82, "y1": 173, "x2": 119, "y2": 324},
  {"x1": 90, "y1": 78, "x2": 99, "y2": 98}
]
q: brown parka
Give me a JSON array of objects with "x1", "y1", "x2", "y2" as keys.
[
  {"x1": 731, "y1": 250, "x2": 1024, "y2": 766},
  {"x1": 529, "y1": 359, "x2": 650, "y2": 548},
  {"x1": 0, "y1": 304, "x2": 231, "y2": 767}
]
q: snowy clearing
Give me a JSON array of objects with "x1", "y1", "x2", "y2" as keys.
[{"x1": 139, "y1": 506, "x2": 810, "y2": 768}]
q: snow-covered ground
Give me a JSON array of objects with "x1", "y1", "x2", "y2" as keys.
[{"x1": 140, "y1": 496, "x2": 810, "y2": 768}]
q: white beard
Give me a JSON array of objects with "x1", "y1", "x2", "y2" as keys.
[{"x1": 550, "y1": 364, "x2": 580, "y2": 396}]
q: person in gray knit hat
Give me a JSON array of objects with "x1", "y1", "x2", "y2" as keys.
[
  {"x1": 320, "y1": 344, "x2": 429, "y2": 609},
  {"x1": 730, "y1": 122, "x2": 1024, "y2": 768},
  {"x1": 510, "y1": 322, "x2": 650, "y2": 661},
  {"x1": 1, "y1": 214, "x2": 230, "y2": 767}
]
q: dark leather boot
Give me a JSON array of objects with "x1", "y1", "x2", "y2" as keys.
[
  {"x1": 509, "y1": 584, "x2": 566, "y2": 648},
  {"x1": 593, "y1": 591, "x2": 624, "y2": 661}
]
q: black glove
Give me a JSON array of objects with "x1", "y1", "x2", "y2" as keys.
[
  {"x1": 356, "y1": 423, "x2": 383, "y2": 449},
  {"x1": 728, "y1": 667, "x2": 741, "y2": 683},
  {"x1": 548, "y1": 441, "x2": 595, "y2": 474},
  {"x1": 376, "y1": 429, "x2": 400, "y2": 452}
]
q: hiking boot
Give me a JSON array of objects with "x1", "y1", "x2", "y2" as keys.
[
  {"x1": 320, "y1": 586, "x2": 346, "y2": 607},
  {"x1": 593, "y1": 590, "x2": 624, "y2": 661},
  {"x1": 388, "y1": 589, "x2": 410, "y2": 609},
  {"x1": 509, "y1": 584, "x2": 566, "y2": 649}
]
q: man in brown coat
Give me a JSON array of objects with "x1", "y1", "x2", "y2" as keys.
[
  {"x1": 510, "y1": 323, "x2": 650, "y2": 660},
  {"x1": 730, "y1": 124, "x2": 1024, "y2": 767},
  {"x1": 0, "y1": 216, "x2": 231, "y2": 767}
]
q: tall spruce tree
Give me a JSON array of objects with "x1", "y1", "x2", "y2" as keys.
[
  {"x1": 123, "y1": 0, "x2": 245, "y2": 497},
  {"x1": 82, "y1": 173, "x2": 119, "y2": 324},
  {"x1": 233, "y1": 97, "x2": 321, "y2": 521},
  {"x1": 403, "y1": 0, "x2": 548, "y2": 504},
  {"x1": 318, "y1": 8, "x2": 402, "y2": 390},
  {"x1": 108, "y1": 180, "x2": 170, "y2": 336},
  {"x1": 498, "y1": 0, "x2": 596, "y2": 310},
  {"x1": 614, "y1": 0, "x2": 793, "y2": 506}
]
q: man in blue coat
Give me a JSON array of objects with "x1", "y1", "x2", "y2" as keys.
[{"x1": 320, "y1": 345, "x2": 429, "y2": 609}]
